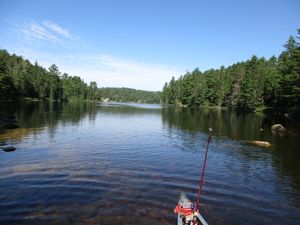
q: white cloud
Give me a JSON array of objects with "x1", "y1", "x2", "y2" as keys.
[
  {"x1": 7, "y1": 19, "x2": 183, "y2": 90},
  {"x1": 17, "y1": 20, "x2": 76, "y2": 46},
  {"x1": 64, "y1": 54, "x2": 183, "y2": 91},
  {"x1": 9, "y1": 48, "x2": 184, "y2": 91},
  {"x1": 21, "y1": 22, "x2": 59, "y2": 42},
  {"x1": 42, "y1": 21, "x2": 71, "y2": 39}
]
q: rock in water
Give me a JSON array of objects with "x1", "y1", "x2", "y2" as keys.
[
  {"x1": 247, "y1": 141, "x2": 271, "y2": 147},
  {"x1": 271, "y1": 124, "x2": 286, "y2": 136},
  {"x1": 2, "y1": 146, "x2": 16, "y2": 152}
]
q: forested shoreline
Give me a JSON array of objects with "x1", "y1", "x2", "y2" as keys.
[
  {"x1": 0, "y1": 50, "x2": 161, "y2": 103},
  {"x1": 162, "y1": 30, "x2": 300, "y2": 116}
]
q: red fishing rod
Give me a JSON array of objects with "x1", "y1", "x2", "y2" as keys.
[
  {"x1": 174, "y1": 128, "x2": 213, "y2": 225},
  {"x1": 195, "y1": 128, "x2": 212, "y2": 211}
]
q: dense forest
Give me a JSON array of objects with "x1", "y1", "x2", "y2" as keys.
[
  {"x1": 162, "y1": 29, "x2": 300, "y2": 115},
  {"x1": 99, "y1": 87, "x2": 161, "y2": 103},
  {"x1": 0, "y1": 50, "x2": 161, "y2": 103}
]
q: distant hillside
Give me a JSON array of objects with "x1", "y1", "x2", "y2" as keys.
[{"x1": 98, "y1": 87, "x2": 161, "y2": 103}]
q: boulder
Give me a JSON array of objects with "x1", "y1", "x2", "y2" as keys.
[
  {"x1": 2, "y1": 146, "x2": 16, "y2": 152},
  {"x1": 247, "y1": 141, "x2": 271, "y2": 147},
  {"x1": 271, "y1": 124, "x2": 286, "y2": 135}
]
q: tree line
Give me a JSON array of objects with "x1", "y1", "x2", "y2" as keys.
[
  {"x1": 99, "y1": 87, "x2": 161, "y2": 103},
  {"x1": 161, "y1": 29, "x2": 300, "y2": 115},
  {"x1": 0, "y1": 49, "x2": 161, "y2": 103}
]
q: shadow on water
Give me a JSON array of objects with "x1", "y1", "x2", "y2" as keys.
[
  {"x1": 161, "y1": 106, "x2": 300, "y2": 195},
  {"x1": 0, "y1": 101, "x2": 161, "y2": 144},
  {"x1": 0, "y1": 101, "x2": 97, "y2": 143}
]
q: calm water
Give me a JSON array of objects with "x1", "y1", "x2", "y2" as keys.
[{"x1": 0, "y1": 102, "x2": 300, "y2": 225}]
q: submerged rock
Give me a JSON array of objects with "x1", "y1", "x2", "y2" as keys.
[
  {"x1": 271, "y1": 124, "x2": 286, "y2": 136},
  {"x1": 247, "y1": 140, "x2": 271, "y2": 147},
  {"x1": 2, "y1": 146, "x2": 16, "y2": 152}
]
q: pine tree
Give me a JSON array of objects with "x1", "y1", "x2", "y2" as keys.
[
  {"x1": 48, "y1": 64, "x2": 62, "y2": 101},
  {"x1": 278, "y1": 34, "x2": 300, "y2": 111}
]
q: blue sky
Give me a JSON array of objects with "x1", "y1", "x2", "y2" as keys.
[{"x1": 0, "y1": 0, "x2": 299, "y2": 91}]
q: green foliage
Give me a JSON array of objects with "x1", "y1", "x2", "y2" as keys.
[
  {"x1": 0, "y1": 73, "x2": 19, "y2": 100},
  {"x1": 237, "y1": 55, "x2": 265, "y2": 110},
  {"x1": 48, "y1": 64, "x2": 63, "y2": 101},
  {"x1": 98, "y1": 87, "x2": 161, "y2": 103},
  {"x1": 61, "y1": 74, "x2": 88, "y2": 101},
  {"x1": 278, "y1": 33, "x2": 300, "y2": 111},
  {"x1": 162, "y1": 29, "x2": 300, "y2": 113}
]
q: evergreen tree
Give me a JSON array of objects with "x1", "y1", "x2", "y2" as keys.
[
  {"x1": 161, "y1": 82, "x2": 169, "y2": 104},
  {"x1": 278, "y1": 34, "x2": 300, "y2": 111},
  {"x1": 263, "y1": 56, "x2": 280, "y2": 106},
  {"x1": 48, "y1": 64, "x2": 63, "y2": 101}
]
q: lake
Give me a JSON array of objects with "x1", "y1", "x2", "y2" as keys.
[{"x1": 0, "y1": 101, "x2": 299, "y2": 225}]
